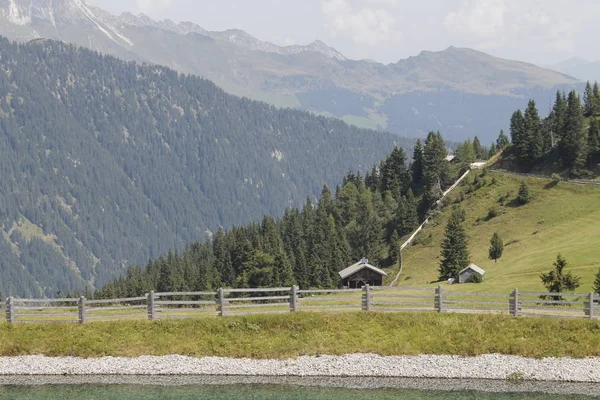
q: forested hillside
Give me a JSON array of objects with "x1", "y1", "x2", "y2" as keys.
[
  {"x1": 97, "y1": 132, "x2": 456, "y2": 297},
  {"x1": 0, "y1": 36, "x2": 410, "y2": 297}
]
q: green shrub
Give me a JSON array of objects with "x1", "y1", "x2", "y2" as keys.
[
  {"x1": 517, "y1": 181, "x2": 531, "y2": 205},
  {"x1": 487, "y1": 207, "x2": 499, "y2": 220}
]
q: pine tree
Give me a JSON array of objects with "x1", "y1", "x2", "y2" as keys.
[
  {"x1": 540, "y1": 254, "x2": 581, "y2": 301},
  {"x1": 594, "y1": 268, "x2": 600, "y2": 296},
  {"x1": 551, "y1": 91, "x2": 567, "y2": 145},
  {"x1": 473, "y1": 136, "x2": 485, "y2": 160},
  {"x1": 593, "y1": 82, "x2": 600, "y2": 116},
  {"x1": 524, "y1": 100, "x2": 544, "y2": 161},
  {"x1": 517, "y1": 181, "x2": 531, "y2": 205},
  {"x1": 584, "y1": 81, "x2": 594, "y2": 117},
  {"x1": 388, "y1": 230, "x2": 401, "y2": 266},
  {"x1": 489, "y1": 142, "x2": 497, "y2": 158},
  {"x1": 365, "y1": 164, "x2": 379, "y2": 192},
  {"x1": 510, "y1": 110, "x2": 527, "y2": 163},
  {"x1": 560, "y1": 90, "x2": 588, "y2": 173},
  {"x1": 410, "y1": 139, "x2": 425, "y2": 191},
  {"x1": 379, "y1": 146, "x2": 409, "y2": 199},
  {"x1": 213, "y1": 228, "x2": 235, "y2": 286},
  {"x1": 423, "y1": 131, "x2": 448, "y2": 191},
  {"x1": 588, "y1": 118, "x2": 600, "y2": 163},
  {"x1": 496, "y1": 129, "x2": 510, "y2": 149},
  {"x1": 488, "y1": 232, "x2": 504, "y2": 262},
  {"x1": 439, "y1": 207, "x2": 470, "y2": 280},
  {"x1": 455, "y1": 139, "x2": 476, "y2": 165}
]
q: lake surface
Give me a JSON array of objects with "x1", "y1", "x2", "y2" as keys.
[{"x1": 1, "y1": 383, "x2": 599, "y2": 400}]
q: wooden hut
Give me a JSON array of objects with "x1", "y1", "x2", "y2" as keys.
[
  {"x1": 339, "y1": 258, "x2": 387, "y2": 289},
  {"x1": 458, "y1": 264, "x2": 485, "y2": 283}
]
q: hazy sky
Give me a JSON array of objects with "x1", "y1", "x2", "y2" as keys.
[{"x1": 87, "y1": 0, "x2": 600, "y2": 66}]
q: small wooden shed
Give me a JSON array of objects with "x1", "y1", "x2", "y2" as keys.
[
  {"x1": 458, "y1": 264, "x2": 485, "y2": 283},
  {"x1": 339, "y1": 258, "x2": 387, "y2": 289}
]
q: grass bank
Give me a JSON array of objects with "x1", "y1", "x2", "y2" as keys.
[
  {"x1": 1, "y1": 312, "x2": 599, "y2": 359},
  {"x1": 390, "y1": 171, "x2": 600, "y2": 293}
]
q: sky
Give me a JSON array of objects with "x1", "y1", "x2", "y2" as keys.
[{"x1": 87, "y1": 0, "x2": 600, "y2": 66}]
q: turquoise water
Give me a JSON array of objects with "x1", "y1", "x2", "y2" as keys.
[{"x1": 0, "y1": 385, "x2": 598, "y2": 400}]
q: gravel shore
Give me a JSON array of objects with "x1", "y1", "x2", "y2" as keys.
[{"x1": 1, "y1": 354, "x2": 600, "y2": 383}]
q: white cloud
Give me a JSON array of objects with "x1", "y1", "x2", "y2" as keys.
[
  {"x1": 444, "y1": 0, "x2": 506, "y2": 40},
  {"x1": 322, "y1": 0, "x2": 401, "y2": 46},
  {"x1": 443, "y1": 0, "x2": 588, "y2": 54}
]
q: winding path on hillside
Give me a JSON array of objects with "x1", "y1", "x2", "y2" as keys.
[{"x1": 389, "y1": 168, "x2": 473, "y2": 287}]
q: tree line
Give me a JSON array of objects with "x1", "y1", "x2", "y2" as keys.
[{"x1": 509, "y1": 81, "x2": 600, "y2": 176}]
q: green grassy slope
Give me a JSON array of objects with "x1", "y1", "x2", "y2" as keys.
[
  {"x1": 1, "y1": 313, "x2": 599, "y2": 358},
  {"x1": 390, "y1": 171, "x2": 600, "y2": 293}
]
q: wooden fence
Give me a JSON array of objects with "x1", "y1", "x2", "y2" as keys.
[{"x1": 3, "y1": 286, "x2": 599, "y2": 324}]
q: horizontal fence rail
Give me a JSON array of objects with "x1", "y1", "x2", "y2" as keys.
[{"x1": 3, "y1": 286, "x2": 599, "y2": 324}]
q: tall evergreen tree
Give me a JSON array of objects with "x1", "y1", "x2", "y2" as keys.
[
  {"x1": 379, "y1": 147, "x2": 410, "y2": 200},
  {"x1": 496, "y1": 129, "x2": 510, "y2": 149},
  {"x1": 560, "y1": 90, "x2": 588, "y2": 173},
  {"x1": 213, "y1": 228, "x2": 234, "y2": 287},
  {"x1": 473, "y1": 136, "x2": 485, "y2": 159},
  {"x1": 488, "y1": 142, "x2": 497, "y2": 158},
  {"x1": 584, "y1": 81, "x2": 594, "y2": 117},
  {"x1": 593, "y1": 82, "x2": 600, "y2": 116},
  {"x1": 510, "y1": 110, "x2": 527, "y2": 163},
  {"x1": 551, "y1": 91, "x2": 567, "y2": 146},
  {"x1": 423, "y1": 131, "x2": 448, "y2": 198},
  {"x1": 439, "y1": 207, "x2": 470, "y2": 280},
  {"x1": 488, "y1": 232, "x2": 504, "y2": 263},
  {"x1": 523, "y1": 100, "x2": 544, "y2": 160},
  {"x1": 410, "y1": 139, "x2": 425, "y2": 191},
  {"x1": 364, "y1": 164, "x2": 380, "y2": 192}
]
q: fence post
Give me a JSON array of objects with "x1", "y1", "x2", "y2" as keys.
[
  {"x1": 510, "y1": 288, "x2": 519, "y2": 317},
  {"x1": 362, "y1": 284, "x2": 371, "y2": 311},
  {"x1": 435, "y1": 285, "x2": 444, "y2": 313},
  {"x1": 78, "y1": 296, "x2": 87, "y2": 324},
  {"x1": 290, "y1": 285, "x2": 299, "y2": 312},
  {"x1": 6, "y1": 297, "x2": 14, "y2": 324},
  {"x1": 147, "y1": 291, "x2": 155, "y2": 320},
  {"x1": 586, "y1": 292, "x2": 594, "y2": 319},
  {"x1": 217, "y1": 288, "x2": 226, "y2": 317}
]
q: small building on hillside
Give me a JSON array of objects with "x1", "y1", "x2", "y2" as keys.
[
  {"x1": 339, "y1": 258, "x2": 387, "y2": 289},
  {"x1": 458, "y1": 264, "x2": 485, "y2": 284}
]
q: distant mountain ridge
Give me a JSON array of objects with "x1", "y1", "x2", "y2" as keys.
[
  {"x1": 548, "y1": 57, "x2": 600, "y2": 83},
  {"x1": 0, "y1": 0, "x2": 346, "y2": 60},
  {"x1": 0, "y1": 0, "x2": 583, "y2": 143}
]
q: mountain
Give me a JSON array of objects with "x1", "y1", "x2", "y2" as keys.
[
  {"x1": 548, "y1": 57, "x2": 600, "y2": 83},
  {"x1": 0, "y1": 36, "x2": 408, "y2": 297},
  {"x1": 0, "y1": 0, "x2": 582, "y2": 144}
]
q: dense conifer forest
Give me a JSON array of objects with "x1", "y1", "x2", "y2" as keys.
[
  {"x1": 96, "y1": 132, "x2": 454, "y2": 297},
  {"x1": 0, "y1": 36, "x2": 411, "y2": 297}
]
